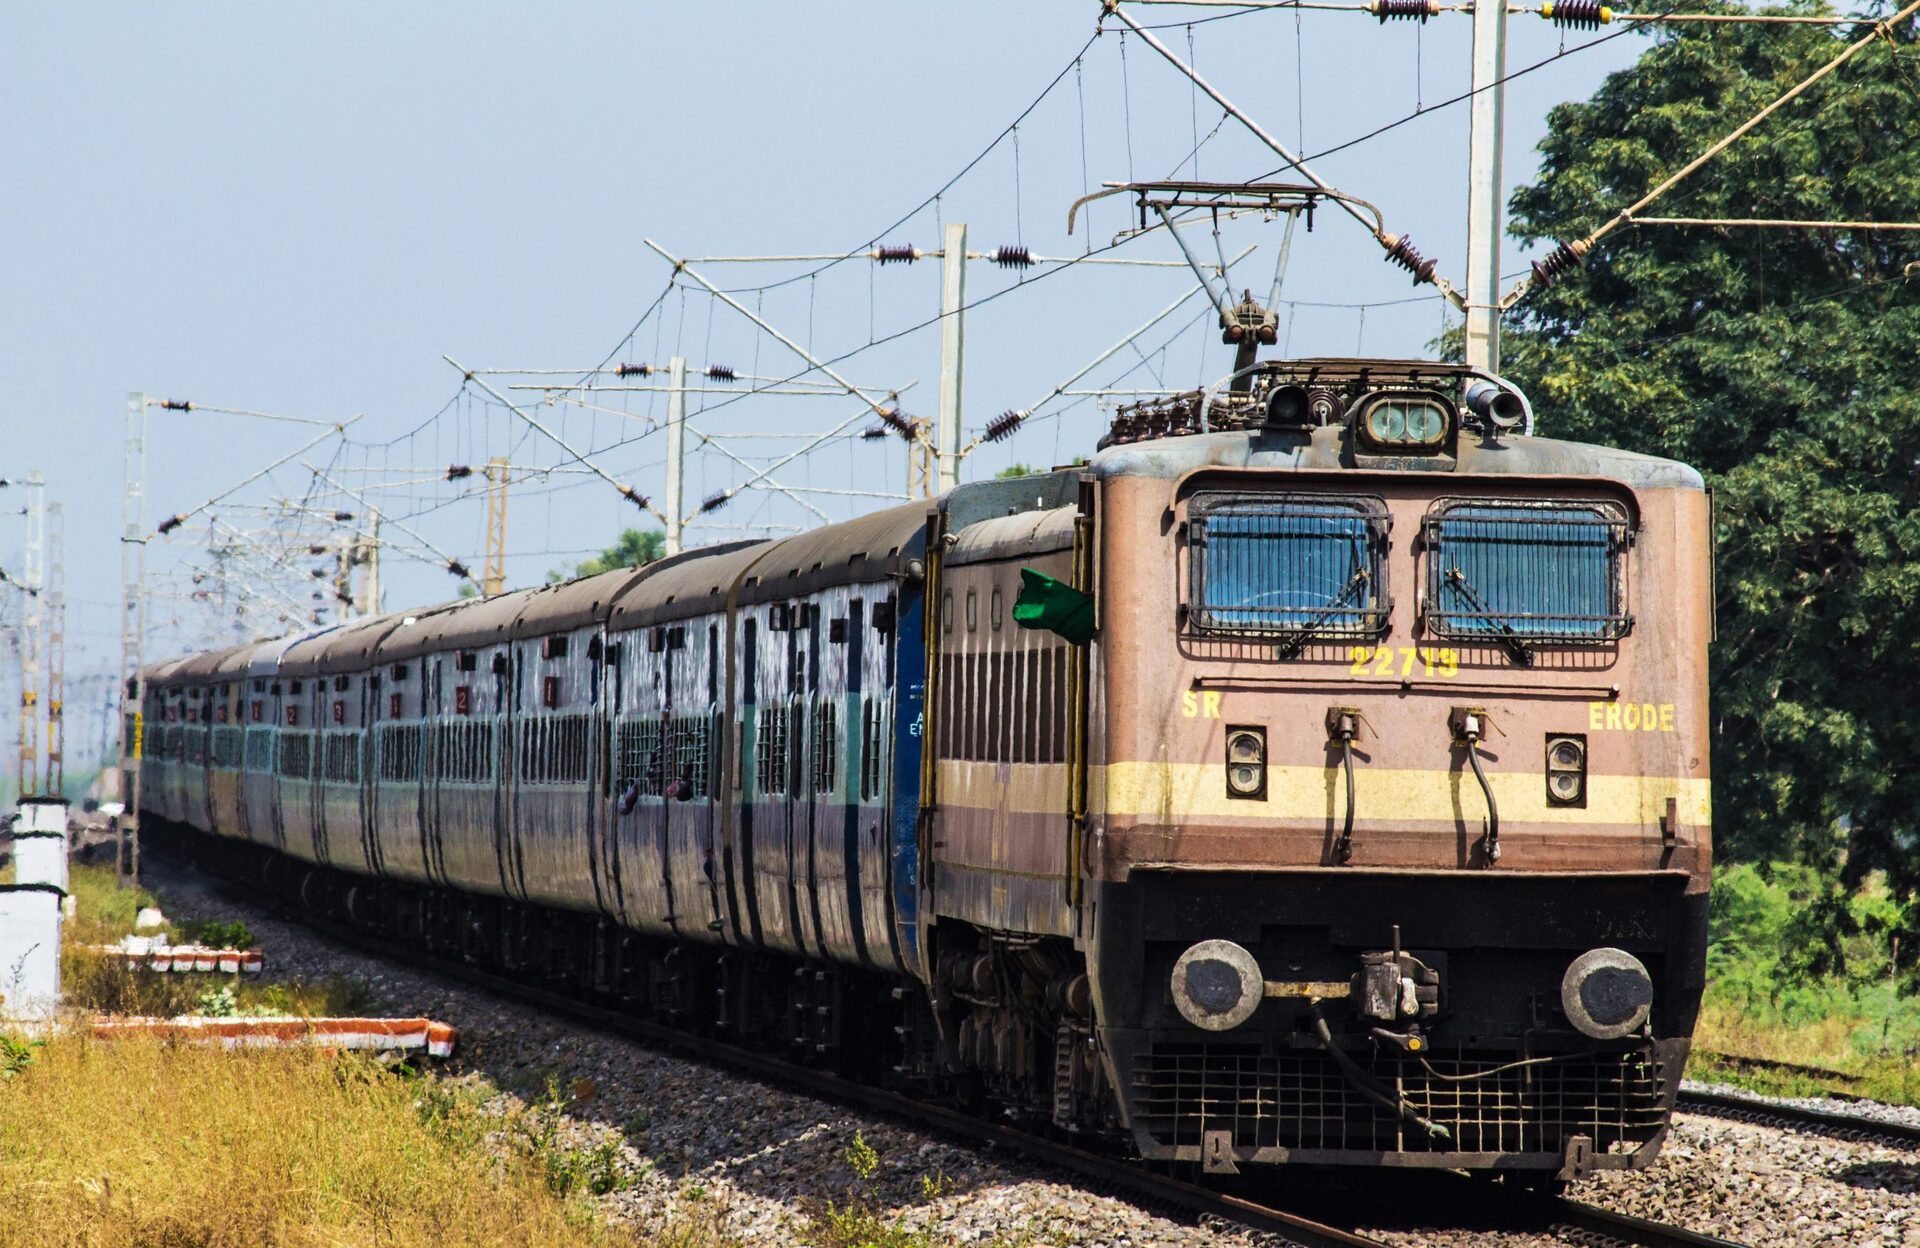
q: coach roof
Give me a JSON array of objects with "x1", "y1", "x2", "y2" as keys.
[
  {"x1": 607, "y1": 541, "x2": 770, "y2": 632},
  {"x1": 733, "y1": 502, "x2": 929, "y2": 607},
  {"x1": 172, "y1": 642, "x2": 254, "y2": 687}
]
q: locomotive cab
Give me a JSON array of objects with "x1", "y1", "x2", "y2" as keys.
[{"x1": 1060, "y1": 360, "x2": 1711, "y2": 1182}]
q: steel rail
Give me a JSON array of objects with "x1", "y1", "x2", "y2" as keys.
[{"x1": 1678, "y1": 1087, "x2": 1920, "y2": 1150}]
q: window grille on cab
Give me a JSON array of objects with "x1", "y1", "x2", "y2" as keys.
[
  {"x1": 1422, "y1": 498, "x2": 1631, "y2": 643},
  {"x1": 1186, "y1": 493, "x2": 1389, "y2": 644}
]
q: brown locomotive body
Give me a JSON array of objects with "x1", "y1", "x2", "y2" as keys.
[{"x1": 928, "y1": 359, "x2": 1710, "y2": 1181}]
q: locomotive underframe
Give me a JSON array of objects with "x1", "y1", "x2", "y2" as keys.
[{"x1": 1086, "y1": 868, "x2": 1709, "y2": 1177}]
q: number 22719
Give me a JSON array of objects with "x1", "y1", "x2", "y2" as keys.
[{"x1": 1347, "y1": 645, "x2": 1459, "y2": 678}]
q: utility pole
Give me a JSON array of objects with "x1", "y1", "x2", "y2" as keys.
[
  {"x1": 120, "y1": 391, "x2": 148, "y2": 886},
  {"x1": 16, "y1": 470, "x2": 44, "y2": 803},
  {"x1": 664, "y1": 355, "x2": 688, "y2": 556},
  {"x1": 936, "y1": 221, "x2": 967, "y2": 493},
  {"x1": 482, "y1": 458, "x2": 508, "y2": 596},
  {"x1": 1464, "y1": 0, "x2": 1510, "y2": 371},
  {"x1": 44, "y1": 502, "x2": 64, "y2": 798},
  {"x1": 358, "y1": 510, "x2": 383, "y2": 615}
]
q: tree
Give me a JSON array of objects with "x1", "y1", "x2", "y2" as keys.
[
  {"x1": 1496, "y1": 1, "x2": 1920, "y2": 955},
  {"x1": 548, "y1": 528, "x2": 666, "y2": 583}
]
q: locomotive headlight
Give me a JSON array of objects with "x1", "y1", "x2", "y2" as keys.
[
  {"x1": 1545, "y1": 734, "x2": 1587, "y2": 807},
  {"x1": 1172, "y1": 939, "x2": 1264, "y2": 1031},
  {"x1": 1357, "y1": 391, "x2": 1452, "y2": 452},
  {"x1": 1225, "y1": 726, "x2": 1267, "y2": 800},
  {"x1": 1562, "y1": 947, "x2": 1653, "y2": 1040}
]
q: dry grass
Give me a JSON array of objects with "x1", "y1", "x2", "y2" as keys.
[
  {"x1": 1690, "y1": 999, "x2": 1920, "y2": 1106},
  {"x1": 0, "y1": 1033, "x2": 617, "y2": 1248}
]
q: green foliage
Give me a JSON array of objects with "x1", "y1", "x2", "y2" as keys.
[
  {"x1": 195, "y1": 984, "x2": 240, "y2": 1017},
  {"x1": 185, "y1": 919, "x2": 255, "y2": 950},
  {"x1": 843, "y1": 1131, "x2": 880, "y2": 1182},
  {"x1": 551, "y1": 528, "x2": 666, "y2": 583},
  {"x1": 512, "y1": 1075, "x2": 637, "y2": 1200},
  {"x1": 0, "y1": 1033, "x2": 42, "y2": 1078},
  {"x1": 1696, "y1": 863, "x2": 1920, "y2": 1103},
  {"x1": 1497, "y1": 3, "x2": 1920, "y2": 954},
  {"x1": 1708, "y1": 863, "x2": 1912, "y2": 1020}
]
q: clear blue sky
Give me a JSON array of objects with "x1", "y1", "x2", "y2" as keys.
[{"x1": 0, "y1": 2, "x2": 1659, "y2": 771}]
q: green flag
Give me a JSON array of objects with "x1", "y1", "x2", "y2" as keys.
[{"x1": 1012, "y1": 567, "x2": 1095, "y2": 645}]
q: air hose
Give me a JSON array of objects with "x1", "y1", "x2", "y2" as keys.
[
  {"x1": 1335, "y1": 736, "x2": 1357, "y2": 864},
  {"x1": 1465, "y1": 737, "x2": 1500, "y2": 864},
  {"x1": 1308, "y1": 1003, "x2": 1451, "y2": 1142}
]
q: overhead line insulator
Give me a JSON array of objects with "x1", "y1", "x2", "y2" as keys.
[
  {"x1": 700, "y1": 491, "x2": 731, "y2": 514},
  {"x1": 876, "y1": 407, "x2": 918, "y2": 441},
  {"x1": 160, "y1": 399, "x2": 193, "y2": 412},
  {"x1": 706, "y1": 364, "x2": 737, "y2": 382},
  {"x1": 447, "y1": 559, "x2": 471, "y2": 580},
  {"x1": 993, "y1": 245, "x2": 1036, "y2": 268},
  {"x1": 1369, "y1": 0, "x2": 1439, "y2": 20},
  {"x1": 615, "y1": 362, "x2": 651, "y2": 377},
  {"x1": 618, "y1": 484, "x2": 651, "y2": 510},
  {"x1": 872, "y1": 244, "x2": 921, "y2": 264},
  {"x1": 1381, "y1": 233, "x2": 1440, "y2": 286},
  {"x1": 1530, "y1": 239, "x2": 1589, "y2": 288},
  {"x1": 983, "y1": 410, "x2": 1028, "y2": 444},
  {"x1": 1540, "y1": 0, "x2": 1612, "y2": 27},
  {"x1": 446, "y1": 464, "x2": 474, "y2": 480}
]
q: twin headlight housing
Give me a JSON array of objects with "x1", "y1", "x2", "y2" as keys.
[{"x1": 1355, "y1": 389, "x2": 1452, "y2": 452}]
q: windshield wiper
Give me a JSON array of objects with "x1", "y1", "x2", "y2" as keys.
[
  {"x1": 1442, "y1": 566, "x2": 1533, "y2": 667},
  {"x1": 1276, "y1": 566, "x2": 1371, "y2": 659}
]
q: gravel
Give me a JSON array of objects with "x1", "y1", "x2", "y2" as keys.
[
  {"x1": 1575, "y1": 1112, "x2": 1920, "y2": 1247},
  {"x1": 130, "y1": 857, "x2": 1920, "y2": 1247}
]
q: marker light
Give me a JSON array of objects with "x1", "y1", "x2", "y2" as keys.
[
  {"x1": 1546, "y1": 734, "x2": 1587, "y2": 807},
  {"x1": 1225, "y1": 726, "x2": 1267, "y2": 800}
]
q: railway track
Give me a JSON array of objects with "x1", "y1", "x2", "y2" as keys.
[
  {"x1": 1677, "y1": 1086, "x2": 1920, "y2": 1151},
  {"x1": 189, "y1": 868, "x2": 1749, "y2": 1248}
]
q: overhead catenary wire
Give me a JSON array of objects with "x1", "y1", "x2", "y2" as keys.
[
  {"x1": 1102, "y1": 2, "x2": 1468, "y2": 308},
  {"x1": 1124, "y1": 0, "x2": 1880, "y2": 21},
  {"x1": 444, "y1": 355, "x2": 670, "y2": 525},
  {"x1": 1511, "y1": 0, "x2": 1920, "y2": 305},
  {"x1": 151, "y1": 418, "x2": 361, "y2": 538}
]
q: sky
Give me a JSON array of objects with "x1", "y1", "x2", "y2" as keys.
[{"x1": 0, "y1": 1, "x2": 1665, "y2": 778}]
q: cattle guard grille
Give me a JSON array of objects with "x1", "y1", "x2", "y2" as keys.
[{"x1": 1131, "y1": 1042, "x2": 1668, "y2": 1156}]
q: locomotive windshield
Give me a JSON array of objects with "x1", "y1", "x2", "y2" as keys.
[
  {"x1": 1422, "y1": 498, "x2": 1630, "y2": 644},
  {"x1": 1187, "y1": 493, "x2": 1388, "y2": 642}
]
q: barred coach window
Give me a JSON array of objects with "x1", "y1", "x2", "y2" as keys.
[
  {"x1": 1422, "y1": 498, "x2": 1631, "y2": 644},
  {"x1": 1186, "y1": 493, "x2": 1390, "y2": 643}
]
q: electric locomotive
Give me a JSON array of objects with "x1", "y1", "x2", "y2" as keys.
[{"x1": 138, "y1": 354, "x2": 1709, "y2": 1190}]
